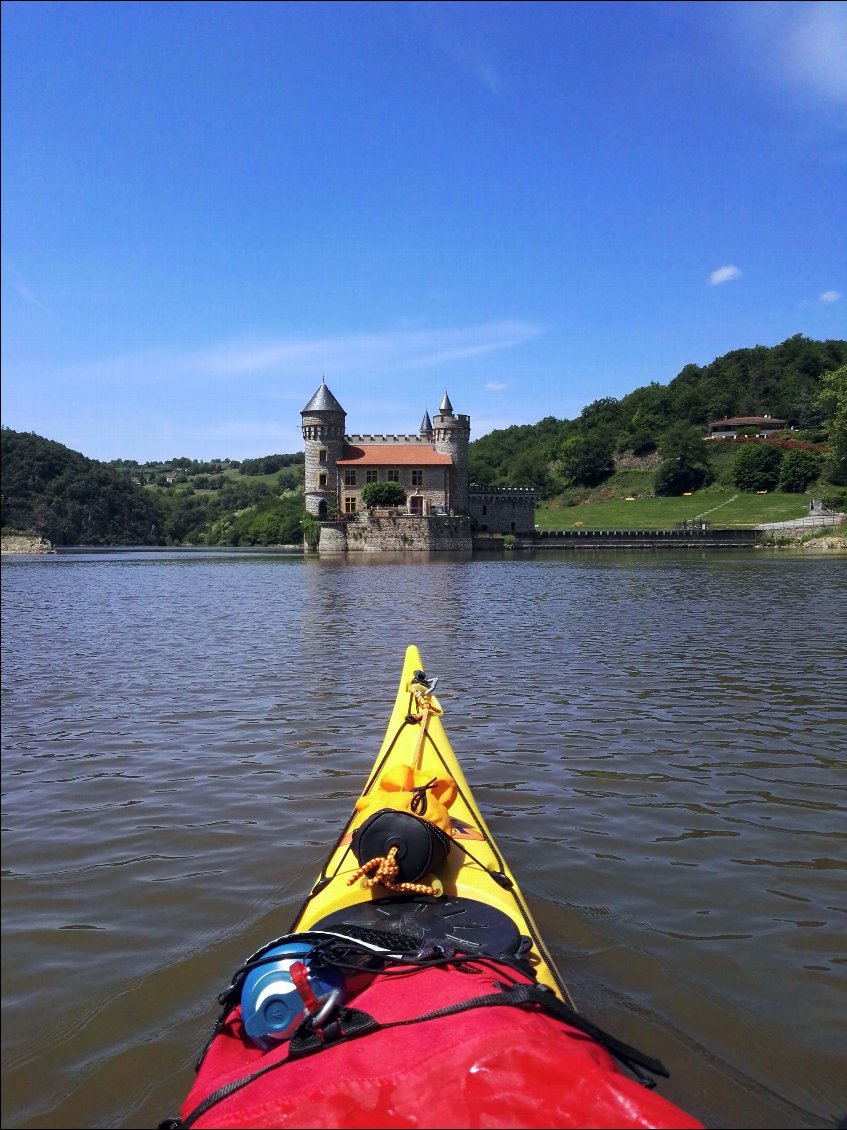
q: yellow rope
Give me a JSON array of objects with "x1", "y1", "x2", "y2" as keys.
[{"x1": 347, "y1": 845, "x2": 439, "y2": 896}]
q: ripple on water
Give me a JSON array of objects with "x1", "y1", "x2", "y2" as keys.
[{"x1": 2, "y1": 551, "x2": 845, "y2": 1129}]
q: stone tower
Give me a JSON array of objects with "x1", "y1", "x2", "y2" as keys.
[
  {"x1": 433, "y1": 391, "x2": 471, "y2": 513},
  {"x1": 301, "y1": 380, "x2": 346, "y2": 517}
]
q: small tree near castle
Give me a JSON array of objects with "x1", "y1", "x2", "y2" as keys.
[{"x1": 361, "y1": 482, "x2": 407, "y2": 509}]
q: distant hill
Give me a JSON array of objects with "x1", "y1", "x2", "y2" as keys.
[
  {"x1": 3, "y1": 335, "x2": 845, "y2": 544},
  {"x1": 1, "y1": 429, "x2": 161, "y2": 545},
  {"x1": 468, "y1": 334, "x2": 847, "y2": 496},
  {"x1": 0, "y1": 429, "x2": 307, "y2": 547}
]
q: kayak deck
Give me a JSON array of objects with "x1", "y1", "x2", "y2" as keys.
[{"x1": 289, "y1": 645, "x2": 572, "y2": 1005}]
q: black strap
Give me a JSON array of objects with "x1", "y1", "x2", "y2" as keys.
[
  {"x1": 166, "y1": 981, "x2": 668, "y2": 1127},
  {"x1": 168, "y1": 1007, "x2": 378, "y2": 1129},
  {"x1": 289, "y1": 983, "x2": 667, "y2": 1083}
]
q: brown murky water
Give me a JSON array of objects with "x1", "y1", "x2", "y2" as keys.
[{"x1": 2, "y1": 549, "x2": 845, "y2": 1129}]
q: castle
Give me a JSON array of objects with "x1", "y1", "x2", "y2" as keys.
[{"x1": 301, "y1": 381, "x2": 537, "y2": 551}]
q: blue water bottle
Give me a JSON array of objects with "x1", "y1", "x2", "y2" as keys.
[{"x1": 240, "y1": 943, "x2": 344, "y2": 1047}]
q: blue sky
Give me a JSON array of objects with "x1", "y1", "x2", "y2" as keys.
[{"x1": 2, "y1": 1, "x2": 845, "y2": 463}]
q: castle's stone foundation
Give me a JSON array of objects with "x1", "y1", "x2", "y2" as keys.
[{"x1": 317, "y1": 513, "x2": 472, "y2": 553}]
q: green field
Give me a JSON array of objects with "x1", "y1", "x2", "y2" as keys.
[{"x1": 535, "y1": 490, "x2": 814, "y2": 531}]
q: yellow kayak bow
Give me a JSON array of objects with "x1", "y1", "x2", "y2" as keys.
[{"x1": 289, "y1": 645, "x2": 573, "y2": 1006}]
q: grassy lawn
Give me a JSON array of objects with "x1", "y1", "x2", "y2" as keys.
[{"x1": 536, "y1": 490, "x2": 813, "y2": 530}]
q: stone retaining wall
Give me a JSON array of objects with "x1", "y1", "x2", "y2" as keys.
[
  {"x1": 318, "y1": 514, "x2": 471, "y2": 553},
  {"x1": 473, "y1": 529, "x2": 761, "y2": 550}
]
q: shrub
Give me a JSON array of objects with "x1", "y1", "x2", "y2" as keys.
[
  {"x1": 778, "y1": 449, "x2": 823, "y2": 493},
  {"x1": 821, "y1": 488, "x2": 847, "y2": 512},
  {"x1": 732, "y1": 443, "x2": 784, "y2": 491},
  {"x1": 360, "y1": 481, "x2": 407, "y2": 508},
  {"x1": 301, "y1": 514, "x2": 321, "y2": 549},
  {"x1": 654, "y1": 459, "x2": 710, "y2": 496}
]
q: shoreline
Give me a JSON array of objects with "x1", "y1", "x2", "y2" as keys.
[{"x1": 3, "y1": 534, "x2": 845, "y2": 555}]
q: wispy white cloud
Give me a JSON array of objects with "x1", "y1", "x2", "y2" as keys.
[
  {"x1": 62, "y1": 321, "x2": 544, "y2": 383},
  {"x1": 819, "y1": 289, "x2": 841, "y2": 302},
  {"x1": 411, "y1": 6, "x2": 504, "y2": 95},
  {"x1": 709, "y1": 265, "x2": 742, "y2": 286},
  {"x1": 11, "y1": 277, "x2": 54, "y2": 314},
  {"x1": 783, "y1": 2, "x2": 847, "y2": 105},
  {"x1": 732, "y1": 2, "x2": 847, "y2": 106},
  {"x1": 485, "y1": 381, "x2": 508, "y2": 391}
]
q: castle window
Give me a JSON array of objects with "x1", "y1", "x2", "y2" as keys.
[
  {"x1": 387, "y1": 468, "x2": 400, "y2": 482},
  {"x1": 366, "y1": 469, "x2": 379, "y2": 483},
  {"x1": 319, "y1": 473, "x2": 327, "y2": 488},
  {"x1": 482, "y1": 505, "x2": 487, "y2": 516},
  {"x1": 344, "y1": 496, "x2": 357, "y2": 515},
  {"x1": 344, "y1": 469, "x2": 357, "y2": 487},
  {"x1": 411, "y1": 468, "x2": 423, "y2": 487},
  {"x1": 319, "y1": 449, "x2": 327, "y2": 464}
]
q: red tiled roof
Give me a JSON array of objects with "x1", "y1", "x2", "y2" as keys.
[
  {"x1": 708, "y1": 417, "x2": 786, "y2": 427},
  {"x1": 336, "y1": 445, "x2": 452, "y2": 466}
]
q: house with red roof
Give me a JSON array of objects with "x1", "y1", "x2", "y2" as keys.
[{"x1": 705, "y1": 415, "x2": 786, "y2": 440}]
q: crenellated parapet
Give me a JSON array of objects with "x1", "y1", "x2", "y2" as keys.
[
  {"x1": 469, "y1": 484, "x2": 539, "y2": 498},
  {"x1": 346, "y1": 434, "x2": 431, "y2": 445}
]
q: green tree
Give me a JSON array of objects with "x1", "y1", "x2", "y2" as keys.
[
  {"x1": 578, "y1": 397, "x2": 622, "y2": 433},
  {"x1": 653, "y1": 459, "x2": 700, "y2": 496},
  {"x1": 360, "y1": 481, "x2": 407, "y2": 508},
  {"x1": 817, "y1": 363, "x2": 847, "y2": 485},
  {"x1": 653, "y1": 423, "x2": 713, "y2": 495},
  {"x1": 558, "y1": 433, "x2": 615, "y2": 487},
  {"x1": 659, "y1": 422, "x2": 711, "y2": 466},
  {"x1": 778, "y1": 449, "x2": 823, "y2": 493},
  {"x1": 510, "y1": 449, "x2": 549, "y2": 489},
  {"x1": 732, "y1": 443, "x2": 784, "y2": 491}
]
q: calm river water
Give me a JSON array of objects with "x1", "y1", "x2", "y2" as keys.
[{"x1": 1, "y1": 548, "x2": 845, "y2": 1130}]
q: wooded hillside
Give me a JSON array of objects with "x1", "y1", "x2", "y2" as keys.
[
  {"x1": 0, "y1": 429, "x2": 161, "y2": 546},
  {"x1": 468, "y1": 335, "x2": 847, "y2": 496}
]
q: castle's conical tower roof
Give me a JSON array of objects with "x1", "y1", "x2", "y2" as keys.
[
  {"x1": 302, "y1": 380, "x2": 344, "y2": 414},
  {"x1": 420, "y1": 409, "x2": 433, "y2": 438},
  {"x1": 439, "y1": 391, "x2": 454, "y2": 414}
]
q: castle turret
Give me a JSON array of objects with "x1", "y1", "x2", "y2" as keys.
[
  {"x1": 419, "y1": 409, "x2": 433, "y2": 439},
  {"x1": 433, "y1": 391, "x2": 470, "y2": 513},
  {"x1": 301, "y1": 380, "x2": 346, "y2": 517}
]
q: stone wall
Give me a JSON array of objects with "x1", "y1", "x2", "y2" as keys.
[
  {"x1": 473, "y1": 528, "x2": 761, "y2": 550},
  {"x1": 469, "y1": 486, "x2": 537, "y2": 534},
  {"x1": 318, "y1": 514, "x2": 472, "y2": 553},
  {"x1": 338, "y1": 465, "x2": 450, "y2": 518}
]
